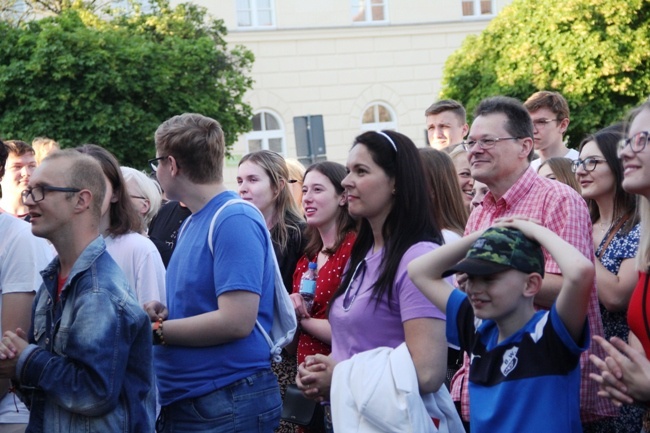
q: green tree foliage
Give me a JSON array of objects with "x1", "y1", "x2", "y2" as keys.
[
  {"x1": 441, "y1": 0, "x2": 650, "y2": 145},
  {"x1": 0, "y1": 0, "x2": 254, "y2": 168}
]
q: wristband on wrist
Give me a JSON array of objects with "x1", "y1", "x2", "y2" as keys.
[{"x1": 152, "y1": 318, "x2": 166, "y2": 345}]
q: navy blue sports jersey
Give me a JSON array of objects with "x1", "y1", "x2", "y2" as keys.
[{"x1": 446, "y1": 290, "x2": 588, "y2": 433}]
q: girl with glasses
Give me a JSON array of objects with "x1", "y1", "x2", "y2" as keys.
[
  {"x1": 296, "y1": 131, "x2": 449, "y2": 430},
  {"x1": 575, "y1": 128, "x2": 642, "y2": 433}
]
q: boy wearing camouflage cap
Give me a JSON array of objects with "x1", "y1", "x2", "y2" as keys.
[{"x1": 408, "y1": 218, "x2": 594, "y2": 433}]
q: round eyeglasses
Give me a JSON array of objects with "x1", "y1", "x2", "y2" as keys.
[
  {"x1": 618, "y1": 131, "x2": 649, "y2": 157},
  {"x1": 570, "y1": 157, "x2": 607, "y2": 173}
]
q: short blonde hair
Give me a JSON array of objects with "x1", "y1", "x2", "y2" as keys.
[
  {"x1": 285, "y1": 158, "x2": 306, "y2": 207},
  {"x1": 32, "y1": 137, "x2": 60, "y2": 165},
  {"x1": 121, "y1": 166, "x2": 163, "y2": 228}
]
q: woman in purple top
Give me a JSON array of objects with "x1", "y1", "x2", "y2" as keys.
[{"x1": 296, "y1": 130, "x2": 448, "y2": 418}]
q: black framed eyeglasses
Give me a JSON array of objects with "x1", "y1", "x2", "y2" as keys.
[
  {"x1": 148, "y1": 156, "x2": 168, "y2": 172},
  {"x1": 571, "y1": 157, "x2": 607, "y2": 173},
  {"x1": 618, "y1": 131, "x2": 649, "y2": 156},
  {"x1": 462, "y1": 137, "x2": 522, "y2": 151},
  {"x1": 21, "y1": 185, "x2": 81, "y2": 205}
]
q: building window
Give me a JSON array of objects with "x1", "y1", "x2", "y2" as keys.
[
  {"x1": 361, "y1": 103, "x2": 397, "y2": 131},
  {"x1": 462, "y1": 0, "x2": 494, "y2": 17},
  {"x1": 246, "y1": 111, "x2": 285, "y2": 155},
  {"x1": 0, "y1": 0, "x2": 26, "y2": 22},
  {"x1": 237, "y1": 0, "x2": 275, "y2": 28},
  {"x1": 351, "y1": 0, "x2": 387, "y2": 23}
]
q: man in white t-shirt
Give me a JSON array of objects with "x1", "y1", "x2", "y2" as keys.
[
  {"x1": 524, "y1": 91, "x2": 579, "y2": 170},
  {"x1": 0, "y1": 141, "x2": 37, "y2": 221},
  {"x1": 0, "y1": 140, "x2": 52, "y2": 433}
]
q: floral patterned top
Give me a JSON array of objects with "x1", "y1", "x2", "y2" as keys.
[{"x1": 596, "y1": 221, "x2": 640, "y2": 341}]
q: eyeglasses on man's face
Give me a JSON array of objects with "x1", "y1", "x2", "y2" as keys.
[
  {"x1": 618, "y1": 131, "x2": 649, "y2": 157},
  {"x1": 570, "y1": 157, "x2": 607, "y2": 173},
  {"x1": 148, "y1": 156, "x2": 168, "y2": 173},
  {"x1": 21, "y1": 185, "x2": 81, "y2": 205},
  {"x1": 462, "y1": 137, "x2": 522, "y2": 152},
  {"x1": 532, "y1": 118, "x2": 561, "y2": 129}
]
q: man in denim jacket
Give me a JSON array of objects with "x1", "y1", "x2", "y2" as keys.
[{"x1": 0, "y1": 150, "x2": 155, "y2": 432}]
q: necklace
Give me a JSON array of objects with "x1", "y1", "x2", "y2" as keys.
[{"x1": 596, "y1": 220, "x2": 612, "y2": 234}]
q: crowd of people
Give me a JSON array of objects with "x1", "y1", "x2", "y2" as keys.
[{"x1": 0, "y1": 91, "x2": 646, "y2": 433}]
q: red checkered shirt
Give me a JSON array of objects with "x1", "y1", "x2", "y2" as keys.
[{"x1": 451, "y1": 167, "x2": 617, "y2": 423}]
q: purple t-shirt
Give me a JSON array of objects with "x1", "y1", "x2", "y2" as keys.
[{"x1": 330, "y1": 241, "x2": 445, "y2": 361}]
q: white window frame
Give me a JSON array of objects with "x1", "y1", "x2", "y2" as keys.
[
  {"x1": 236, "y1": 0, "x2": 276, "y2": 29},
  {"x1": 360, "y1": 102, "x2": 397, "y2": 132},
  {"x1": 351, "y1": 0, "x2": 388, "y2": 25},
  {"x1": 461, "y1": 0, "x2": 495, "y2": 19},
  {"x1": 245, "y1": 110, "x2": 286, "y2": 155}
]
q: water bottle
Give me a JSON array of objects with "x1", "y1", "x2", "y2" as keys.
[{"x1": 299, "y1": 262, "x2": 318, "y2": 314}]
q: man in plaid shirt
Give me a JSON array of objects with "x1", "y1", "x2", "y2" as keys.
[{"x1": 450, "y1": 96, "x2": 616, "y2": 431}]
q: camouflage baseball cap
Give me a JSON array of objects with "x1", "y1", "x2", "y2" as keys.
[{"x1": 442, "y1": 227, "x2": 545, "y2": 277}]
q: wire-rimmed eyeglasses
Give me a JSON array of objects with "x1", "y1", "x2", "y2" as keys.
[
  {"x1": 532, "y1": 118, "x2": 561, "y2": 129},
  {"x1": 618, "y1": 131, "x2": 649, "y2": 157},
  {"x1": 21, "y1": 185, "x2": 81, "y2": 205},
  {"x1": 461, "y1": 137, "x2": 523, "y2": 152}
]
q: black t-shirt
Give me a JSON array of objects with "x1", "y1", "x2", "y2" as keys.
[{"x1": 148, "y1": 201, "x2": 192, "y2": 268}]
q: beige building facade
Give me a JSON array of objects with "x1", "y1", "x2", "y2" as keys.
[{"x1": 172, "y1": 0, "x2": 513, "y2": 186}]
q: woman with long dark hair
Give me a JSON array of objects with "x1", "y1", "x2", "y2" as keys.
[
  {"x1": 296, "y1": 130, "x2": 448, "y2": 429},
  {"x1": 574, "y1": 128, "x2": 642, "y2": 432},
  {"x1": 289, "y1": 161, "x2": 356, "y2": 433}
]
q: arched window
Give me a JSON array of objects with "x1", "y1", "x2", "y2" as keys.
[
  {"x1": 246, "y1": 110, "x2": 285, "y2": 155},
  {"x1": 360, "y1": 102, "x2": 397, "y2": 131}
]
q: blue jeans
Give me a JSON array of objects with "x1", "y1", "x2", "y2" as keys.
[{"x1": 156, "y1": 369, "x2": 281, "y2": 433}]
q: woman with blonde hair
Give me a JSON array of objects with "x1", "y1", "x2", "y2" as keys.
[
  {"x1": 237, "y1": 150, "x2": 306, "y2": 292},
  {"x1": 537, "y1": 157, "x2": 581, "y2": 193},
  {"x1": 448, "y1": 144, "x2": 474, "y2": 210},
  {"x1": 286, "y1": 158, "x2": 307, "y2": 209},
  {"x1": 121, "y1": 166, "x2": 163, "y2": 232},
  {"x1": 419, "y1": 148, "x2": 468, "y2": 239},
  {"x1": 237, "y1": 150, "x2": 306, "y2": 433}
]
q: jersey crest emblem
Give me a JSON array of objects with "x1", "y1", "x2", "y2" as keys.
[{"x1": 500, "y1": 346, "x2": 519, "y2": 376}]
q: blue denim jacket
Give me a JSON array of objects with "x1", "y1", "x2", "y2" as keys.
[{"x1": 16, "y1": 236, "x2": 155, "y2": 433}]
